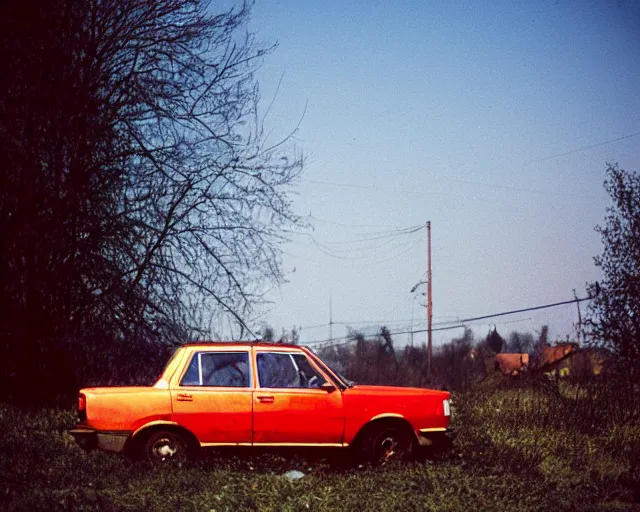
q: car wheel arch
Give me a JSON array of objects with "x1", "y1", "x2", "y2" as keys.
[
  {"x1": 351, "y1": 416, "x2": 418, "y2": 449},
  {"x1": 127, "y1": 423, "x2": 200, "y2": 458}
]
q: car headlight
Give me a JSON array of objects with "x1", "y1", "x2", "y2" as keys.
[{"x1": 443, "y1": 399, "x2": 451, "y2": 417}]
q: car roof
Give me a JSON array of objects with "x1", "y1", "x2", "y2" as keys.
[{"x1": 181, "y1": 341, "x2": 306, "y2": 350}]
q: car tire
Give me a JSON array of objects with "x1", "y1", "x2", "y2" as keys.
[
  {"x1": 357, "y1": 421, "x2": 415, "y2": 465},
  {"x1": 142, "y1": 430, "x2": 190, "y2": 465}
]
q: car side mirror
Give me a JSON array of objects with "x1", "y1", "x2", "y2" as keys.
[{"x1": 320, "y1": 382, "x2": 336, "y2": 393}]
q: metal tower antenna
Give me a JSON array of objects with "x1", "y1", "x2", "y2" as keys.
[{"x1": 329, "y1": 291, "x2": 333, "y2": 343}]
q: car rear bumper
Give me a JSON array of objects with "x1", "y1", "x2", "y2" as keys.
[
  {"x1": 69, "y1": 428, "x2": 98, "y2": 451},
  {"x1": 69, "y1": 428, "x2": 130, "y2": 453}
]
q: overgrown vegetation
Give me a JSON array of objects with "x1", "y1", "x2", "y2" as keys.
[
  {"x1": 3, "y1": 375, "x2": 639, "y2": 511},
  {"x1": 318, "y1": 325, "x2": 550, "y2": 392}
]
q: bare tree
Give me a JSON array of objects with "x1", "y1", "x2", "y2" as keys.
[
  {"x1": 0, "y1": 0, "x2": 302, "y2": 401},
  {"x1": 93, "y1": 0, "x2": 303, "y2": 338}
]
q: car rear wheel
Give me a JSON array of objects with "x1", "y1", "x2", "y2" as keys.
[
  {"x1": 142, "y1": 430, "x2": 190, "y2": 465},
  {"x1": 357, "y1": 421, "x2": 414, "y2": 465}
]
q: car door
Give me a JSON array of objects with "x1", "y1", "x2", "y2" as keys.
[
  {"x1": 252, "y1": 350, "x2": 345, "y2": 445},
  {"x1": 171, "y1": 350, "x2": 253, "y2": 445}
]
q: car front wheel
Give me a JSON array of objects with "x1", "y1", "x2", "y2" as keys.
[{"x1": 357, "y1": 422, "x2": 414, "y2": 465}]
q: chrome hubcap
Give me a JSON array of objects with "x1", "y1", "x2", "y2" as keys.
[
  {"x1": 379, "y1": 435, "x2": 399, "y2": 461},
  {"x1": 152, "y1": 437, "x2": 180, "y2": 461}
]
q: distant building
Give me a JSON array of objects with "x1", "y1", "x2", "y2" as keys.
[
  {"x1": 539, "y1": 343, "x2": 577, "y2": 367},
  {"x1": 538, "y1": 343, "x2": 607, "y2": 379}
]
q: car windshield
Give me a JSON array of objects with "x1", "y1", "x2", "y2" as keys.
[
  {"x1": 329, "y1": 366, "x2": 354, "y2": 388},
  {"x1": 306, "y1": 348, "x2": 355, "y2": 388}
]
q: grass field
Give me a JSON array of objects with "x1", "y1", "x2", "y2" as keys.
[{"x1": 2, "y1": 382, "x2": 640, "y2": 511}]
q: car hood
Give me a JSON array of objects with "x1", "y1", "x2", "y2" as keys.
[{"x1": 346, "y1": 384, "x2": 449, "y2": 399}]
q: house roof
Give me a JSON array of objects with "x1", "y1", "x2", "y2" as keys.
[{"x1": 540, "y1": 344, "x2": 577, "y2": 366}]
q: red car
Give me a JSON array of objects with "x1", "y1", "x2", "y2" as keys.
[{"x1": 70, "y1": 342, "x2": 451, "y2": 464}]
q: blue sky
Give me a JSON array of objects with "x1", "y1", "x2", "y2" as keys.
[{"x1": 241, "y1": 0, "x2": 640, "y2": 347}]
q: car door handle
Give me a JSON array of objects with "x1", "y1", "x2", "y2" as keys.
[
  {"x1": 176, "y1": 393, "x2": 193, "y2": 402},
  {"x1": 257, "y1": 395, "x2": 274, "y2": 404}
]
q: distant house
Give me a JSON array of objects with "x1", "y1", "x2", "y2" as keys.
[
  {"x1": 540, "y1": 343, "x2": 577, "y2": 367},
  {"x1": 494, "y1": 353, "x2": 529, "y2": 376},
  {"x1": 538, "y1": 343, "x2": 607, "y2": 379}
]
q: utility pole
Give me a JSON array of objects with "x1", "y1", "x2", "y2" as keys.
[
  {"x1": 427, "y1": 221, "x2": 433, "y2": 381},
  {"x1": 573, "y1": 289, "x2": 582, "y2": 344},
  {"x1": 410, "y1": 298, "x2": 414, "y2": 347}
]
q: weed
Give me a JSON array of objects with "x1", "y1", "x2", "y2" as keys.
[{"x1": 2, "y1": 385, "x2": 639, "y2": 511}]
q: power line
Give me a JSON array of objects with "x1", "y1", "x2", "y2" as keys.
[
  {"x1": 300, "y1": 177, "x2": 374, "y2": 190},
  {"x1": 303, "y1": 172, "x2": 597, "y2": 202},
  {"x1": 300, "y1": 314, "x2": 464, "y2": 331},
  {"x1": 314, "y1": 316, "x2": 535, "y2": 351},
  {"x1": 305, "y1": 235, "x2": 387, "y2": 261},
  {"x1": 437, "y1": 176, "x2": 599, "y2": 200},
  {"x1": 306, "y1": 213, "x2": 420, "y2": 231},
  {"x1": 320, "y1": 225, "x2": 423, "y2": 244},
  {"x1": 535, "y1": 130, "x2": 640, "y2": 162},
  {"x1": 329, "y1": 318, "x2": 453, "y2": 328},
  {"x1": 303, "y1": 295, "x2": 592, "y2": 345},
  {"x1": 374, "y1": 238, "x2": 423, "y2": 263},
  {"x1": 299, "y1": 130, "x2": 640, "y2": 202},
  {"x1": 300, "y1": 322, "x2": 333, "y2": 330},
  {"x1": 297, "y1": 226, "x2": 423, "y2": 261},
  {"x1": 309, "y1": 232, "x2": 417, "y2": 254},
  {"x1": 444, "y1": 296, "x2": 592, "y2": 325}
]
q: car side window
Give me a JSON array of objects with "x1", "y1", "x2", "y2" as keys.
[
  {"x1": 180, "y1": 352, "x2": 250, "y2": 387},
  {"x1": 291, "y1": 353, "x2": 326, "y2": 388},
  {"x1": 257, "y1": 353, "x2": 298, "y2": 387},
  {"x1": 257, "y1": 352, "x2": 326, "y2": 388}
]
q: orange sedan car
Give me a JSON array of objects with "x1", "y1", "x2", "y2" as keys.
[{"x1": 70, "y1": 342, "x2": 451, "y2": 464}]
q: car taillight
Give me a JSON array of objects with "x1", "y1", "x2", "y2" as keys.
[
  {"x1": 443, "y1": 399, "x2": 451, "y2": 417},
  {"x1": 78, "y1": 393, "x2": 87, "y2": 422}
]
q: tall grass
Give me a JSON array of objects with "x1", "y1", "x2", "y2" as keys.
[{"x1": 2, "y1": 376, "x2": 640, "y2": 511}]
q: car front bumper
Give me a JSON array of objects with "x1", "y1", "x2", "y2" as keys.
[{"x1": 417, "y1": 427, "x2": 455, "y2": 447}]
